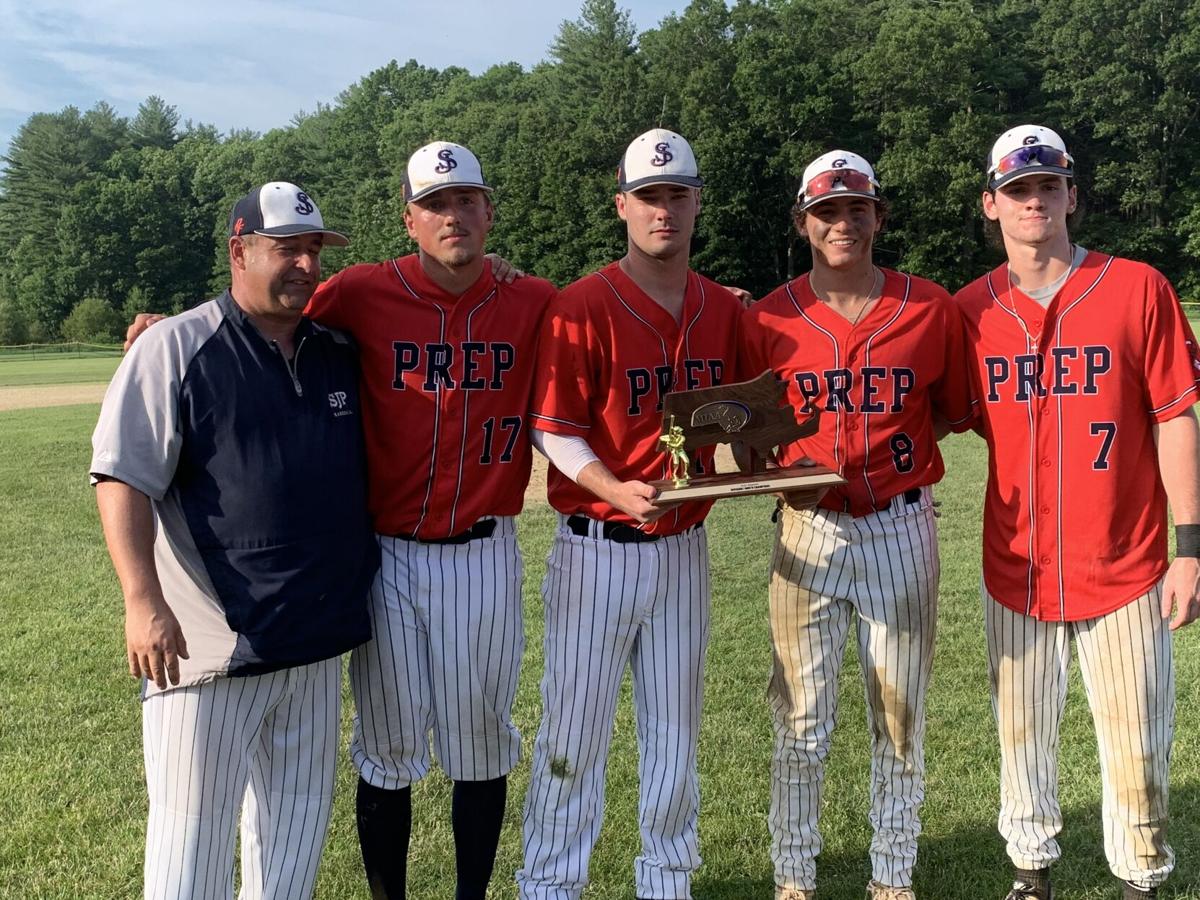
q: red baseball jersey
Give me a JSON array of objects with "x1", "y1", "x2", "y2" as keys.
[
  {"x1": 956, "y1": 251, "x2": 1200, "y2": 621},
  {"x1": 529, "y1": 262, "x2": 744, "y2": 536},
  {"x1": 307, "y1": 255, "x2": 556, "y2": 538},
  {"x1": 741, "y1": 269, "x2": 974, "y2": 517}
]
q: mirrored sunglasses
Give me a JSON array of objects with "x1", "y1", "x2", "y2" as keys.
[
  {"x1": 802, "y1": 169, "x2": 878, "y2": 204},
  {"x1": 991, "y1": 145, "x2": 1073, "y2": 180}
]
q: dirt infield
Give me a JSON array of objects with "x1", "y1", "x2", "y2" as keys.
[{"x1": 0, "y1": 383, "x2": 107, "y2": 412}]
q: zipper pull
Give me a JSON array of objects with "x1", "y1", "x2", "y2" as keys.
[
  {"x1": 272, "y1": 340, "x2": 304, "y2": 397},
  {"x1": 291, "y1": 336, "x2": 306, "y2": 397}
]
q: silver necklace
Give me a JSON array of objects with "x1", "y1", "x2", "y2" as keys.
[{"x1": 812, "y1": 266, "x2": 882, "y2": 325}]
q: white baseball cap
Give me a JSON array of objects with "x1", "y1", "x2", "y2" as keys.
[
  {"x1": 796, "y1": 150, "x2": 881, "y2": 210},
  {"x1": 987, "y1": 125, "x2": 1074, "y2": 190},
  {"x1": 402, "y1": 141, "x2": 493, "y2": 203},
  {"x1": 228, "y1": 182, "x2": 348, "y2": 246},
  {"x1": 617, "y1": 128, "x2": 703, "y2": 192}
]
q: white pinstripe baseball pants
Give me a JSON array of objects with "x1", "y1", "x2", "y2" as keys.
[
  {"x1": 141, "y1": 658, "x2": 340, "y2": 900},
  {"x1": 768, "y1": 490, "x2": 938, "y2": 894},
  {"x1": 984, "y1": 584, "x2": 1175, "y2": 889},
  {"x1": 518, "y1": 518, "x2": 710, "y2": 900},
  {"x1": 350, "y1": 519, "x2": 524, "y2": 788}
]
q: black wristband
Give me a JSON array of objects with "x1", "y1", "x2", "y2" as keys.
[{"x1": 1176, "y1": 524, "x2": 1200, "y2": 558}]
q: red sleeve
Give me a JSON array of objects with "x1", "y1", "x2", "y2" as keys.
[
  {"x1": 305, "y1": 268, "x2": 351, "y2": 330},
  {"x1": 529, "y1": 292, "x2": 595, "y2": 437},
  {"x1": 1143, "y1": 271, "x2": 1200, "y2": 422},
  {"x1": 931, "y1": 293, "x2": 978, "y2": 432}
]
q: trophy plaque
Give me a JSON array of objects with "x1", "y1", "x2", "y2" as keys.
[{"x1": 650, "y1": 371, "x2": 845, "y2": 504}]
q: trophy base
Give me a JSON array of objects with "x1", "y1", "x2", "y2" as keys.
[{"x1": 650, "y1": 464, "x2": 844, "y2": 504}]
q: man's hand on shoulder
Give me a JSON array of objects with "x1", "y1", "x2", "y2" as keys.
[
  {"x1": 1162, "y1": 555, "x2": 1200, "y2": 630},
  {"x1": 486, "y1": 253, "x2": 525, "y2": 284},
  {"x1": 722, "y1": 285, "x2": 754, "y2": 309},
  {"x1": 124, "y1": 313, "x2": 166, "y2": 352}
]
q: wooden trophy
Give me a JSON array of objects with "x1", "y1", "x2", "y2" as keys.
[{"x1": 650, "y1": 371, "x2": 845, "y2": 504}]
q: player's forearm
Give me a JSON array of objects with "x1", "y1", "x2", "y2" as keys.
[
  {"x1": 574, "y1": 457, "x2": 665, "y2": 523},
  {"x1": 575, "y1": 460, "x2": 627, "y2": 505},
  {"x1": 530, "y1": 427, "x2": 599, "y2": 482},
  {"x1": 95, "y1": 478, "x2": 168, "y2": 606},
  {"x1": 1154, "y1": 409, "x2": 1200, "y2": 525}
]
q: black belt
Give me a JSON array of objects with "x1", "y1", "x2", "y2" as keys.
[
  {"x1": 566, "y1": 515, "x2": 690, "y2": 544},
  {"x1": 886, "y1": 487, "x2": 923, "y2": 511},
  {"x1": 391, "y1": 518, "x2": 497, "y2": 544},
  {"x1": 858, "y1": 487, "x2": 923, "y2": 514}
]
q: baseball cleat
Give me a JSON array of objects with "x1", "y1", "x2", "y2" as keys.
[
  {"x1": 1004, "y1": 867, "x2": 1054, "y2": 900},
  {"x1": 1122, "y1": 882, "x2": 1157, "y2": 899},
  {"x1": 866, "y1": 881, "x2": 916, "y2": 899}
]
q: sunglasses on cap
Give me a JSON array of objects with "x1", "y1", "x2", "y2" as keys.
[
  {"x1": 990, "y1": 145, "x2": 1073, "y2": 182},
  {"x1": 802, "y1": 169, "x2": 878, "y2": 205}
]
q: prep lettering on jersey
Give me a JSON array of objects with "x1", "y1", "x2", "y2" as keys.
[
  {"x1": 985, "y1": 345, "x2": 1112, "y2": 402},
  {"x1": 791, "y1": 367, "x2": 915, "y2": 414},
  {"x1": 391, "y1": 341, "x2": 516, "y2": 391},
  {"x1": 626, "y1": 359, "x2": 726, "y2": 415}
]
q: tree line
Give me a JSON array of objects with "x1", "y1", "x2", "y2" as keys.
[{"x1": 2, "y1": 0, "x2": 1198, "y2": 343}]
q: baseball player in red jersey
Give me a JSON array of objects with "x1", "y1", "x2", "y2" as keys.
[
  {"x1": 740, "y1": 151, "x2": 975, "y2": 900},
  {"x1": 516, "y1": 129, "x2": 744, "y2": 900},
  {"x1": 955, "y1": 125, "x2": 1200, "y2": 900},
  {"x1": 306, "y1": 142, "x2": 556, "y2": 899}
]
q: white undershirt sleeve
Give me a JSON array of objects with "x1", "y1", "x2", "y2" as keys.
[{"x1": 530, "y1": 427, "x2": 600, "y2": 483}]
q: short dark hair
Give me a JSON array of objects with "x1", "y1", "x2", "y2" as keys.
[{"x1": 790, "y1": 195, "x2": 891, "y2": 244}]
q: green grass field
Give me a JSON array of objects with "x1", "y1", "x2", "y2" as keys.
[
  {"x1": 1, "y1": 392, "x2": 1197, "y2": 898},
  {"x1": 0, "y1": 355, "x2": 121, "y2": 387}
]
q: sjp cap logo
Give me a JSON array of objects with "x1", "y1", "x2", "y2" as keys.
[
  {"x1": 617, "y1": 128, "x2": 703, "y2": 191},
  {"x1": 225, "y1": 182, "x2": 349, "y2": 246},
  {"x1": 403, "y1": 141, "x2": 491, "y2": 203},
  {"x1": 434, "y1": 148, "x2": 458, "y2": 174}
]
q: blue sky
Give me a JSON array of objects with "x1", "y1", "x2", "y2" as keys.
[{"x1": 0, "y1": 0, "x2": 692, "y2": 156}]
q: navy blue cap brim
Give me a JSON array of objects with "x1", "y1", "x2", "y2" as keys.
[
  {"x1": 619, "y1": 174, "x2": 704, "y2": 192},
  {"x1": 403, "y1": 181, "x2": 493, "y2": 203},
  {"x1": 252, "y1": 225, "x2": 350, "y2": 247}
]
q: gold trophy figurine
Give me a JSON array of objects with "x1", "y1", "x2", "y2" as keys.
[{"x1": 659, "y1": 415, "x2": 690, "y2": 488}]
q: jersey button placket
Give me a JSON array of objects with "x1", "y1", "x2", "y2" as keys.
[
  {"x1": 439, "y1": 320, "x2": 468, "y2": 532},
  {"x1": 1031, "y1": 395, "x2": 1058, "y2": 609},
  {"x1": 836, "y1": 338, "x2": 860, "y2": 508}
]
